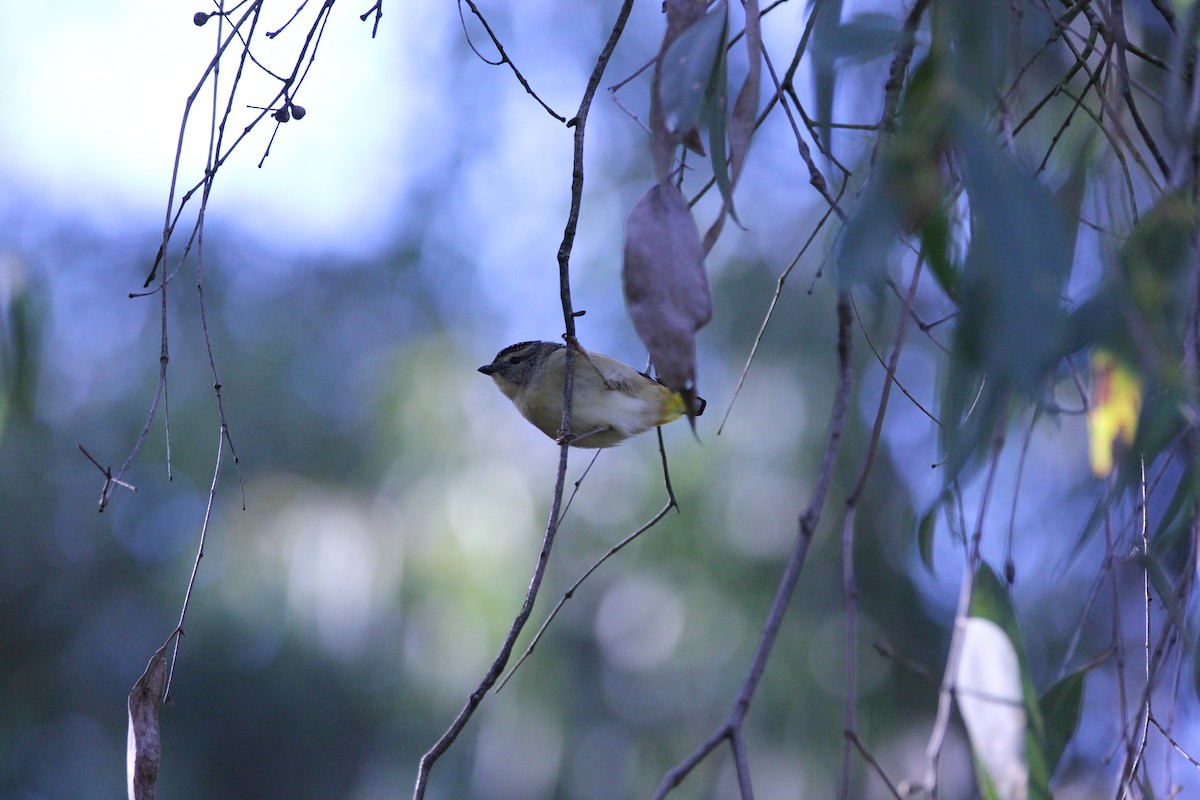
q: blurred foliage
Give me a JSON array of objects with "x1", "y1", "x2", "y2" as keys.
[{"x1": 4, "y1": 0, "x2": 1200, "y2": 799}]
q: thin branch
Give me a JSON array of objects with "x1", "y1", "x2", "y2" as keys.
[
  {"x1": 839, "y1": 258, "x2": 924, "y2": 798},
  {"x1": 848, "y1": 731, "x2": 906, "y2": 800},
  {"x1": 922, "y1": 435, "x2": 1005, "y2": 797},
  {"x1": 873, "y1": 0, "x2": 933, "y2": 162},
  {"x1": 164, "y1": 424, "x2": 227, "y2": 701},
  {"x1": 359, "y1": 1, "x2": 383, "y2": 38},
  {"x1": 412, "y1": 2, "x2": 635, "y2": 795},
  {"x1": 654, "y1": 293, "x2": 855, "y2": 799},
  {"x1": 411, "y1": 446, "x2": 571, "y2": 800},
  {"x1": 850, "y1": 292, "x2": 941, "y2": 427},
  {"x1": 717, "y1": 204, "x2": 838, "y2": 435},
  {"x1": 1109, "y1": 0, "x2": 1171, "y2": 179},
  {"x1": 497, "y1": 500, "x2": 675, "y2": 691},
  {"x1": 457, "y1": 0, "x2": 566, "y2": 122},
  {"x1": 1150, "y1": 714, "x2": 1200, "y2": 770}
]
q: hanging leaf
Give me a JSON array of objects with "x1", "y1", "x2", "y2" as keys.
[
  {"x1": 837, "y1": 58, "x2": 951, "y2": 288},
  {"x1": 836, "y1": 187, "x2": 902, "y2": 286},
  {"x1": 809, "y1": 0, "x2": 844, "y2": 156},
  {"x1": 127, "y1": 638, "x2": 171, "y2": 800},
  {"x1": 658, "y1": 2, "x2": 727, "y2": 142},
  {"x1": 703, "y1": 20, "x2": 734, "y2": 237},
  {"x1": 966, "y1": 564, "x2": 1053, "y2": 799},
  {"x1": 920, "y1": 211, "x2": 959, "y2": 301},
  {"x1": 623, "y1": 183, "x2": 712, "y2": 414},
  {"x1": 957, "y1": 617, "x2": 1029, "y2": 800},
  {"x1": 701, "y1": 0, "x2": 760, "y2": 254},
  {"x1": 939, "y1": 118, "x2": 1074, "y2": 481},
  {"x1": 649, "y1": 0, "x2": 712, "y2": 181},
  {"x1": 952, "y1": 119, "x2": 1073, "y2": 392},
  {"x1": 1039, "y1": 670, "x2": 1086, "y2": 776},
  {"x1": 915, "y1": 490, "x2": 951, "y2": 573},
  {"x1": 1086, "y1": 349, "x2": 1142, "y2": 477},
  {"x1": 725, "y1": 0, "x2": 760, "y2": 210}
]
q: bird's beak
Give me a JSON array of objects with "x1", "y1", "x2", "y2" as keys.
[{"x1": 478, "y1": 365, "x2": 496, "y2": 375}]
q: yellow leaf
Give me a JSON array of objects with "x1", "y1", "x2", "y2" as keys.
[{"x1": 1087, "y1": 350, "x2": 1141, "y2": 477}]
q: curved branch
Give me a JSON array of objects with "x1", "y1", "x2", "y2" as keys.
[
  {"x1": 411, "y1": 2, "x2": 636, "y2": 796},
  {"x1": 654, "y1": 293, "x2": 855, "y2": 799}
]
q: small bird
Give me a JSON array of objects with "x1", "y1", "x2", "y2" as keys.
[{"x1": 478, "y1": 340, "x2": 705, "y2": 448}]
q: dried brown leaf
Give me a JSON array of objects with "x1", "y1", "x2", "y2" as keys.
[
  {"x1": 623, "y1": 183, "x2": 712, "y2": 409},
  {"x1": 127, "y1": 639, "x2": 170, "y2": 800}
]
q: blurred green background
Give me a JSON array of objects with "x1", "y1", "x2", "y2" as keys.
[{"x1": 0, "y1": 1, "x2": 1184, "y2": 798}]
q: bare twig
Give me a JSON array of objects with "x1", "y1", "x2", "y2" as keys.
[
  {"x1": 654, "y1": 293, "x2": 855, "y2": 799},
  {"x1": 164, "y1": 424, "x2": 228, "y2": 701},
  {"x1": 873, "y1": 0, "x2": 933, "y2": 162},
  {"x1": 495, "y1": 421, "x2": 676, "y2": 694},
  {"x1": 497, "y1": 500, "x2": 675, "y2": 692},
  {"x1": 457, "y1": 0, "x2": 566, "y2": 122},
  {"x1": 717, "y1": 204, "x2": 838, "y2": 435},
  {"x1": 838, "y1": 258, "x2": 924, "y2": 798},
  {"x1": 359, "y1": 1, "x2": 383, "y2": 38},
  {"x1": 412, "y1": 2, "x2": 635, "y2": 795},
  {"x1": 921, "y1": 435, "x2": 1005, "y2": 797}
]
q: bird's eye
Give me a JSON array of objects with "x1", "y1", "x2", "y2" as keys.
[{"x1": 508, "y1": 356, "x2": 522, "y2": 365}]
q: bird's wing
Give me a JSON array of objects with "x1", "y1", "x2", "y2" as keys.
[{"x1": 583, "y1": 352, "x2": 654, "y2": 395}]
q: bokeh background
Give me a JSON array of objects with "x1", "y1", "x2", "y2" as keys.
[{"x1": 0, "y1": 1, "x2": 1189, "y2": 798}]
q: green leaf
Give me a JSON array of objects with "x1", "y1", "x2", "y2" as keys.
[
  {"x1": 832, "y1": 12, "x2": 902, "y2": 63},
  {"x1": 920, "y1": 210, "x2": 959, "y2": 302},
  {"x1": 1053, "y1": 135, "x2": 1093, "y2": 263},
  {"x1": 1193, "y1": 642, "x2": 1200, "y2": 703},
  {"x1": 957, "y1": 617, "x2": 1028, "y2": 799},
  {"x1": 1150, "y1": 462, "x2": 1197, "y2": 572},
  {"x1": 704, "y1": 30, "x2": 734, "y2": 222},
  {"x1": 970, "y1": 748, "x2": 1004, "y2": 800},
  {"x1": 1039, "y1": 670, "x2": 1086, "y2": 776},
  {"x1": 939, "y1": 118, "x2": 1074, "y2": 483},
  {"x1": 952, "y1": 119, "x2": 1073, "y2": 392},
  {"x1": 809, "y1": 0, "x2": 844, "y2": 158},
  {"x1": 916, "y1": 503, "x2": 939, "y2": 573},
  {"x1": 966, "y1": 564, "x2": 1053, "y2": 799},
  {"x1": 1120, "y1": 193, "x2": 1197, "y2": 326},
  {"x1": 835, "y1": 187, "x2": 901, "y2": 286},
  {"x1": 658, "y1": 1, "x2": 727, "y2": 138},
  {"x1": 939, "y1": 0, "x2": 1007, "y2": 119},
  {"x1": 968, "y1": 563, "x2": 1015, "y2": 630}
]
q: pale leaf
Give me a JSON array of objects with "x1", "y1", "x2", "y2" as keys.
[{"x1": 127, "y1": 640, "x2": 170, "y2": 800}]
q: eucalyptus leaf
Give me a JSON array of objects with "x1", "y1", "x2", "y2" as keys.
[
  {"x1": 128, "y1": 639, "x2": 171, "y2": 800},
  {"x1": 957, "y1": 617, "x2": 1028, "y2": 800},
  {"x1": 623, "y1": 183, "x2": 712, "y2": 409},
  {"x1": 916, "y1": 501, "x2": 939, "y2": 573},
  {"x1": 720, "y1": 0, "x2": 760, "y2": 229},
  {"x1": 920, "y1": 211, "x2": 958, "y2": 301},
  {"x1": 704, "y1": 32, "x2": 734, "y2": 229},
  {"x1": 953, "y1": 119, "x2": 1072, "y2": 392},
  {"x1": 809, "y1": 0, "x2": 843, "y2": 156},
  {"x1": 939, "y1": 117, "x2": 1074, "y2": 481},
  {"x1": 1039, "y1": 670, "x2": 1086, "y2": 776},
  {"x1": 835, "y1": 186, "x2": 900, "y2": 286},
  {"x1": 658, "y1": 1, "x2": 727, "y2": 139},
  {"x1": 966, "y1": 564, "x2": 1053, "y2": 799}
]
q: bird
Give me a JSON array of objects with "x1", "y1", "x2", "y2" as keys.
[{"x1": 478, "y1": 340, "x2": 705, "y2": 448}]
